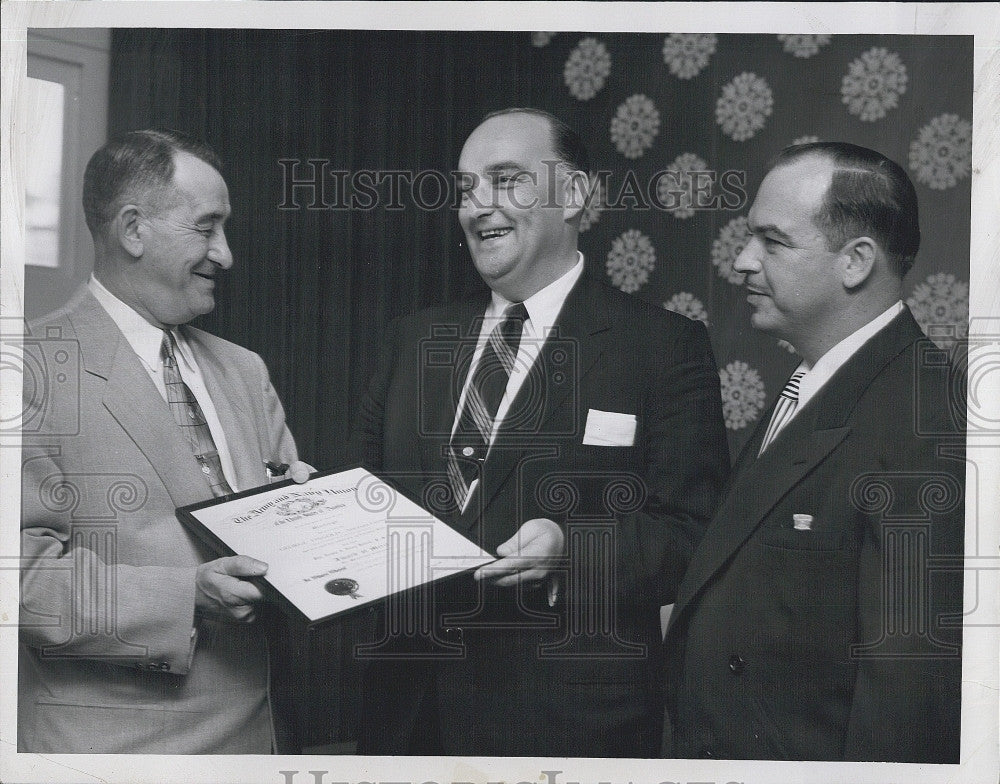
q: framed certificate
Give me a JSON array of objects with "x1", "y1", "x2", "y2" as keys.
[{"x1": 176, "y1": 465, "x2": 494, "y2": 627}]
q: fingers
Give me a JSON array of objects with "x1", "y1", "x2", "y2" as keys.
[
  {"x1": 218, "y1": 555, "x2": 268, "y2": 578},
  {"x1": 221, "y1": 575, "x2": 265, "y2": 605},
  {"x1": 475, "y1": 556, "x2": 521, "y2": 582},
  {"x1": 495, "y1": 523, "x2": 544, "y2": 557},
  {"x1": 473, "y1": 555, "x2": 553, "y2": 585},
  {"x1": 288, "y1": 460, "x2": 315, "y2": 484},
  {"x1": 268, "y1": 460, "x2": 315, "y2": 484},
  {"x1": 477, "y1": 563, "x2": 549, "y2": 587},
  {"x1": 195, "y1": 556, "x2": 268, "y2": 622},
  {"x1": 228, "y1": 604, "x2": 259, "y2": 624},
  {"x1": 490, "y1": 565, "x2": 551, "y2": 588},
  {"x1": 197, "y1": 568, "x2": 263, "y2": 606},
  {"x1": 477, "y1": 518, "x2": 565, "y2": 586},
  {"x1": 495, "y1": 518, "x2": 564, "y2": 558}
]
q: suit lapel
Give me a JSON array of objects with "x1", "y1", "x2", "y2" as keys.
[
  {"x1": 68, "y1": 291, "x2": 213, "y2": 509},
  {"x1": 418, "y1": 300, "x2": 486, "y2": 479},
  {"x1": 672, "y1": 309, "x2": 927, "y2": 619},
  {"x1": 674, "y1": 417, "x2": 850, "y2": 612},
  {"x1": 185, "y1": 328, "x2": 266, "y2": 490}
]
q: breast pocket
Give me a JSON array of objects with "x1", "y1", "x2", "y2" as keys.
[
  {"x1": 750, "y1": 526, "x2": 857, "y2": 657},
  {"x1": 759, "y1": 526, "x2": 845, "y2": 552}
]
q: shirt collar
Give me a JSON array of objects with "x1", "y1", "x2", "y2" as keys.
[
  {"x1": 796, "y1": 300, "x2": 905, "y2": 402},
  {"x1": 486, "y1": 252, "x2": 585, "y2": 335},
  {"x1": 88, "y1": 275, "x2": 169, "y2": 371}
]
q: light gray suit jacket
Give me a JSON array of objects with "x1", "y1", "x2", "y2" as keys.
[{"x1": 18, "y1": 287, "x2": 298, "y2": 753}]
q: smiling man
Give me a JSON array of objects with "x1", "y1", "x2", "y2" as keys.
[
  {"x1": 350, "y1": 108, "x2": 729, "y2": 756},
  {"x1": 19, "y1": 129, "x2": 307, "y2": 753},
  {"x1": 663, "y1": 143, "x2": 965, "y2": 762}
]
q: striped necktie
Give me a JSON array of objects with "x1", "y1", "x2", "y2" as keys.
[
  {"x1": 446, "y1": 302, "x2": 528, "y2": 511},
  {"x1": 161, "y1": 330, "x2": 234, "y2": 497},
  {"x1": 758, "y1": 368, "x2": 807, "y2": 456}
]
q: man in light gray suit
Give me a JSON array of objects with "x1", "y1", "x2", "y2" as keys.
[{"x1": 19, "y1": 129, "x2": 308, "y2": 753}]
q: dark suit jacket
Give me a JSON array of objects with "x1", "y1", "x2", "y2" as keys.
[
  {"x1": 349, "y1": 275, "x2": 730, "y2": 757},
  {"x1": 19, "y1": 287, "x2": 299, "y2": 753},
  {"x1": 665, "y1": 308, "x2": 964, "y2": 762}
]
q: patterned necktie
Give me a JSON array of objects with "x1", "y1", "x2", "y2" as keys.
[
  {"x1": 446, "y1": 302, "x2": 528, "y2": 510},
  {"x1": 758, "y1": 368, "x2": 807, "y2": 456},
  {"x1": 161, "y1": 330, "x2": 234, "y2": 497}
]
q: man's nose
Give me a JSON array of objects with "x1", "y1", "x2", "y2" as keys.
[
  {"x1": 732, "y1": 237, "x2": 759, "y2": 275},
  {"x1": 209, "y1": 228, "x2": 234, "y2": 269},
  {"x1": 459, "y1": 175, "x2": 495, "y2": 217},
  {"x1": 208, "y1": 229, "x2": 233, "y2": 269}
]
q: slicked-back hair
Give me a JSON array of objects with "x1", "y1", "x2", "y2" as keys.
[
  {"x1": 481, "y1": 107, "x2": 589, "y2": 174},
  {"x1": 82, "y1": 129, "x2": 223, "y2": 237},
  {"x1": 773, "y1": 142, "x2": 920, "y2": 278}
]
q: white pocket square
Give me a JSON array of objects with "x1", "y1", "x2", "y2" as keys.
[{"x1": 582, "y1": 409, "x2": 636, "y2": 446}]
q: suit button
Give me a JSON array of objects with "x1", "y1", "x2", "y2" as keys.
[
  {"x1": 442, "y1": 626, "x2": 464, "y2": 643},
  {"x1": 159, "y1": 662, "x2": 170, "y2": 671},
  {"x1": 728, "y1": 654, "x2": 745, "y2": 674},
  {"x1": 701, "y1": 747, "x2": 714, "y2": 758}
]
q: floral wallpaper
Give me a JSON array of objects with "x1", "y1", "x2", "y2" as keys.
[{"x1": 525, "y1": 32, "x2": 973, "y2": 453}]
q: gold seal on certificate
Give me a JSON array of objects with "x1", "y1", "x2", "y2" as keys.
[{"x1": 176, "y1": 466, "x2": 494, "y2": 626}]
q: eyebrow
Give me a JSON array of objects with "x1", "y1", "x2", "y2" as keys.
[
  {"x1": 454, "y1": 162, "x2": 532, "y2": 189},
  {"x1": 748, "y1": 221, "x2": 794, "y2": 244},
  {"x1": 484, "y1": 162, "x2": 529, "y2": 174},
  {"x1": 196, "y1": 209, "x2": 229, "y2": 222}
]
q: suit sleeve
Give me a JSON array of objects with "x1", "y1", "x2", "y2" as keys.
[
  {"x1": 616, "y1": 316, "x2": 730, "y2": 607},
  {"x1": 253, "y1": 350, "x2": 299, "y2": 465},
  {"x1": 18, "y1": 341, "x2": 297, "y2": 676},
  {"x1": 20, "y1": 445, "x2": 200, "y2": 674},
  {"x1": 347, "y1": 316, "x2": 402, "y2": 472}
]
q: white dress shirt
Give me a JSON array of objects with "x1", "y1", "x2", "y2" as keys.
[
  {"x1": 451, "y1": 254, "x2": 585, "y2": 508},
  {"x1": 784, "y1": 300, "x2": 905, "y2": 427},
  {"x1": 88, "y1": 275, "x2": 241, "y2": 491}
]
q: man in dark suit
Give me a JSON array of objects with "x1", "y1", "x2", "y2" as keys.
[
  {"x1": 665, "y1": 142, "x2": 964, "y2": 762},
  {"x1": 350, "y1": 108, "x2": 729, "y2": 757},
  {"x1": 19, "y1": 130, "x2": 309, "y2": 753}
]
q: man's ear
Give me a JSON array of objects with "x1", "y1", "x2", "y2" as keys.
[
  {"x1": 115, "y1": 205, "x2": 145, "y2": 259},
  {"x1": 562, "y1": 170, "x2": 589, "y2": 221},
  {"x1": 841, "y1": 236, "x2": 877, "y2": 290}
]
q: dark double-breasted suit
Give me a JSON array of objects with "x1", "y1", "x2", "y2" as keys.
[
  {"x1": 665, "y1": 308, "x2": 964, "y2": 762},
  {"x1": 350, "y1": 275, "x2": 730, "y2": 757}
]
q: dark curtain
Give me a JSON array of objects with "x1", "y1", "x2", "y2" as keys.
[
  {"x1": 110, "y1": 30, "x2": 539, "y2": 473},
  {"x1": 108, "y1": 30, "x2": 972, "y2": 747}
]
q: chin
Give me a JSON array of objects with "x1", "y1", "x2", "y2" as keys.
[
  {"x1": 472, "y1": 256, "x2": 515, "y2": 284},
  {"x1": 749, "y1": 313, "x2": 780, "y2": 335},
  {"x1": 192, "y1": 298, "x2": 216, "y2": 318}
]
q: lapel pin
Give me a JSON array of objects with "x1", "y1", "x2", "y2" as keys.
[{"x1": 793, "y1": 514, "x2": 813, "y2": 531}]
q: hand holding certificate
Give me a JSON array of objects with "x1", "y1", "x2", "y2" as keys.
[{"x1": 177, "y1": 466, "x2": 495, "y2": 626}]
